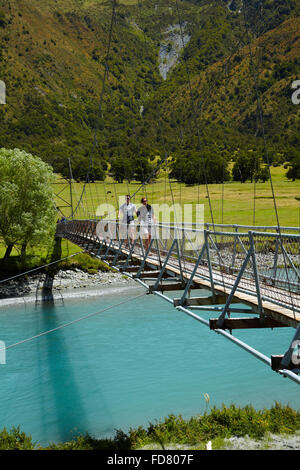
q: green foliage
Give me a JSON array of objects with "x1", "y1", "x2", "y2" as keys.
[
  {"x1": 57, "y1": 252, "x2": 113, "y2": 274},
  {"x1": 128, "y1": 403, "x2": 300, "y2": 448},
  {"x1": 0, "y1": 426, "x2": 35, "y2": 450},
  {"x1": 0, "y1": 403, "x2": 298, "y2": 450},
  {"x1": 0, "y1": 148, "x2": 57, "y2": 258},
  {"x1": 232, "y1": 150, "x2": 270, "y2": 183},
  {"x1": 110, "y1": 152, "x2": 135, "y2": 183},
  {"x1": 286, "y1": 154, "x2": 300, "y2": 181},
  {"x1": 45, "y1": 430, "x2": 132, "y2": 450},
  {"x1": 0, "y1": 254, "x2": 48, "y2": 281},
  {"x1": 171, "y1": 149, "x2": 230, "y2": 185},
  {"x1": 0, "y1": 0, "x2": 162, "y2": 176},
  {"x1": 0, "y1": 11, "x2": 6, "y2": 28},
  {"x1": 0, "y1": 0, "x2": 299, "y2": 184}
]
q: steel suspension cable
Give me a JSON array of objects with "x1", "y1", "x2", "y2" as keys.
[
  {"x1": 174, "y1": 0, "x2": 228, "y2": 295},
  {"x1": 173, "y1": 0, "x2": 280, "y2": 145},
  {"x1": 0, "y1": 292, "x2": 146, "y2": 353},
  {"x1": 242, "y1": 0, "x2": 296, "y2": 319},
  {"x1": 0, "y1": 251, "x2": 84, "y2": 285},
  {"x1": 73, "y1": 0, "x2": 117, "y2": 217}
]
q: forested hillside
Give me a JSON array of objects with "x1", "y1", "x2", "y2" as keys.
[{"x1": 0, "y1": 0, "x2": 299, "y2": 183}]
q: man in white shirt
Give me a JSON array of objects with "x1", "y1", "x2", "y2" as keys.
[{"x1": 118, "y1": 195, "x2": 137, "y2": 244}]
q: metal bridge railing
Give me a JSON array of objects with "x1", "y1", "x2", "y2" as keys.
[{"x1": 56, "y1": 219, "x2": 300, "y2": 316}]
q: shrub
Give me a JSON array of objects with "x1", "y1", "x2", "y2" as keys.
[{"x1": 0, "y1": 427, "x2": 35, "y2": 450}]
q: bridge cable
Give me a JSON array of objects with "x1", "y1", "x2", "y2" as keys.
[
  {"x1": 72, "y1": 0, "x2": 117, "y2": 218},
  {"x1": 221, "y1": 158, "x2": 225, "y2": 226},
  {"x1": 0, "y1": 292, "x2": 146, "y2": 353},
  {"x1": 242, "y1": 0, "x2": 296, "y2": 320},
  {"x1": 68, "y1": 160, "x2": 87, "y2": 219},
  {"x1": 99, "y1": 10, "x2": 169, "y2": 218},
  {"x1": 82, "y1": 0, "x2": 264, "y2": 223},
  {"x1": 171, "y1": 0, "x2": 279, "y2": 149},
  {"x1": 0, "y1": 251, "x2": 84, "y2": 286},
  {"x1": 174, "y1": 0, "x2": 228, "y2": 295},
  {"x1": 75, "y1": 0, "x2": 280, "y2": 266},
  {"x1": 172, "y1": 0, "x2": 291, "y2": 297},
  {"x1": 89, "y1": 1, "x2": 171, "y2": 226}
]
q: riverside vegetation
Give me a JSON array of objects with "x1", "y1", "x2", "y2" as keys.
[{"x1": 0, "y1": 403, "x2": 298, "y2": 450}]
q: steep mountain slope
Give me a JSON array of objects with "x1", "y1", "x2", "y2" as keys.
[
  {"x1": 0, "y1": 0, "x2": 165, "y2": 178},
  {"x1": 0, "y1": 0, "x2": 299, "y2": 181},
  {"x1": 154, "y1": 15, "x2": 300, "y2": 155}
]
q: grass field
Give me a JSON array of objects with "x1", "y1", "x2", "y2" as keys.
[
  {"x1": 55, "y1": 165, "x2": 300, "y2": 228},
  {"x1": 0, "y1": 165, "x2": 299, "y2": 268}
]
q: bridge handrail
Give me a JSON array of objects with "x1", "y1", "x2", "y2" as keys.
[
  {"x1": 63, "y1": 218, "x2": 300, "y2": 233},
  {"x1": 72, "y1": 219, "x2": 300, "y2": 239},
  {"x1": 56, "y1": 219, "x2": 300, "y2": 314}
]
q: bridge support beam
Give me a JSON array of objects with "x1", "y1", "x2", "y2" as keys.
[
  {"x1": 134, "y1": 271, "x2": 172, "y2": 280},
  {"x1": 148, "y1": 283, "x2": 189, "y2": 293},
  {"x1": 271, "y1": 355, "x2": 300, "y2": 373},
  {"x1": 174, "y1": 294, "x2": 228, "y2": 307},
  {"x1": 152, "y1": 238, "x2": 184, "y2": 291},
  {"x1": 112, "y1": 239, "x2": 126, "y2": 266},
  {"x1": 277, "y1": 323, "x2": 300, "y2": 370},
  {"x1": 179, "y1": 238, "x2": 208, "y2": 306},
  {"x1": 216, "y1": 242, "x2": 254, "y2": 328},
  {"x1": 121, "y1": 265, "x2": 149, "y2": 273},
  {"x1": 210, "y1": 317, "x2": 288, "y2": 330},
  {"x1": 135, "y1": 238, "x2": 161, "y2": 279}
]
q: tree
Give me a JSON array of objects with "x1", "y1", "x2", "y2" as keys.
[
  {"x1": 170, "y1": 149, "x2": 230, "y2": 185},
  {"x1": 286, "y1": 155, "x2": 300, "y2": 181},
  {"x1": 232, "y1": 150, "x2": 270, "y2": 183},
  {"x1": 110, "y1": 152, "x2": 134, "y2": 183},
  {"x1": 0, "y1": 148, "x2": 57, "y2": 259},
  {"x1": 132, "y1": 154, "x2": 154, "y2": 184}
]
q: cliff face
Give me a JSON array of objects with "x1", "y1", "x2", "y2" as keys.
[{"x1": 159, "y1": 24, "x2": 191, "y2": 80}]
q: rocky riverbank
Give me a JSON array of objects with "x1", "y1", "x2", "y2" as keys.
[
  {"x1": 0, "y1": 268, "x2": 136, "y2": 301},
  {"x1": 223, "y1": 432, "x2": 300, "y2": 450},
  {"x1": 140, "y1": 431, "x2": 300, "y2": 450}
]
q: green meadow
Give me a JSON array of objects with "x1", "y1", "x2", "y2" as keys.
[
  {"x1": 0, "y1": 165, "x2": 299, "y2": 271},
  {"x1": 55, "y1": 165, "x2": 300, "y2": 227}
]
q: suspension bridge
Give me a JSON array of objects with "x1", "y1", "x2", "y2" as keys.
[
  {"x1": 54, "y1": 217, "x2": 300, "y2": 385},
  {"x1": 51, "y1": 0, "x2": 300, "y2": 385},
  {"x1": 1, "y1": 0, "x2": 298, "y2": 390}
]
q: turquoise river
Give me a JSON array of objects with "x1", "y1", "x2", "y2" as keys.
[{"x1": 0, "y1": 284, "x2": 299, "y2": 446}]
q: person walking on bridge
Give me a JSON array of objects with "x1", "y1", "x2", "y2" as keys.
[
  {"x1": 118, "y1": 195, "x2": 137, "y2": 245},
  {"x1": 137, "y1": 197, "x2": 156, "y2": 251}
]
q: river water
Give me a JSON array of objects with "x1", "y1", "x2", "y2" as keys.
[{"x1": 0, "y1": 285, "x2": 299, "y2": 446}]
